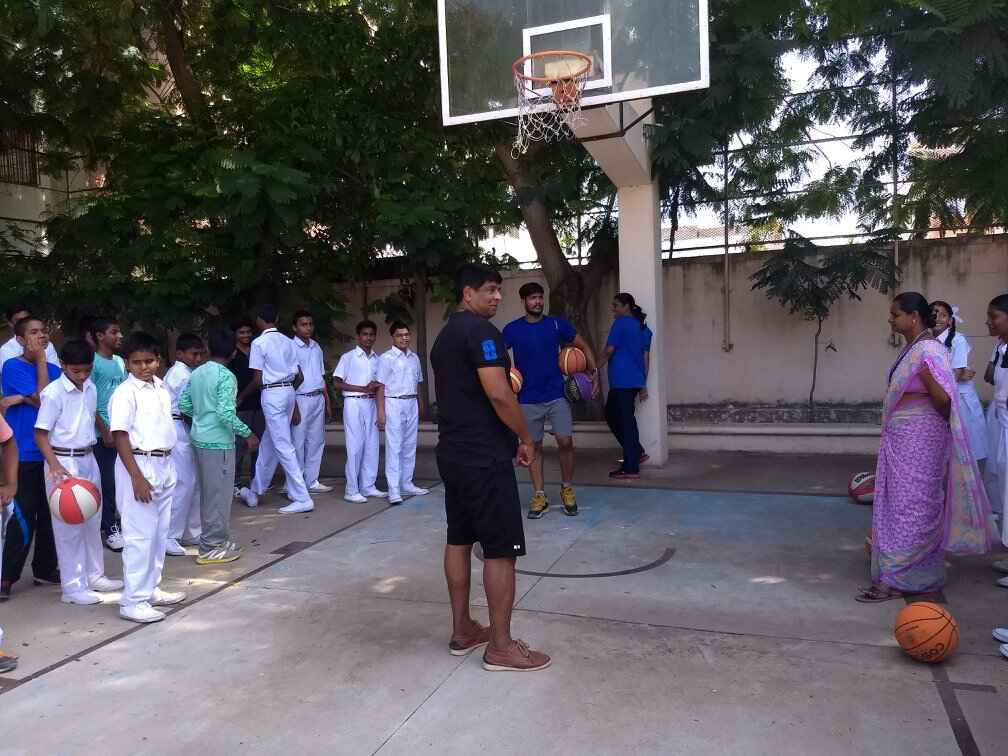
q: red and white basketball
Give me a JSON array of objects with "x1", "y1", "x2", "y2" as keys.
[
  {"x1": 49, "y1": 477, "x2": 101, "y2": 524},
  {"x1": 558, "y1": 346, "x2": 588, "y2": 376},
  {"x1": 848, "y1": 472, "x2": 875, "y2": 504},
  {"x1": 509, "y1": 366, "x2": 523, "y2": 394}
]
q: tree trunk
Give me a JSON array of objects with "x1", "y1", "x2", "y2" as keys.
[
  {"x1": 158, "y1": 2, "x2": 211, "y2": 126},
  {"x1": 809, "y1": 317, "x2": 823, "y2": 422},
  {"x1": 412, "y1": 267, "x2": 432, "y2": 421}
]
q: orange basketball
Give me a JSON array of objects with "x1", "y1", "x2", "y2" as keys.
[
  {"x1": 894, "y1": 602, "x2": 959, "y2": 663},
  {"x1": 558, "y1": 346, "x2": 587, "y2": 376},
  {"x1": 509, "y1": 367, "x2": 523, "y2": 394}
]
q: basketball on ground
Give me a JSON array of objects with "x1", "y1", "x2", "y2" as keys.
[
  {"x1": 509, "y1": 366, "x2": 523, "y2": 394},
  {"x1": 848, "y1": 471, "x2": 875, "y2": 503},
  {"x1": 894, "y1": 602, "x2": 959, "y2": 663},
  {"x1": 558, "y1": 346, "x2": 587, "y2": 376},
  {"x1": 49, "y1": 477, "x2": 101, "y2": 524}
]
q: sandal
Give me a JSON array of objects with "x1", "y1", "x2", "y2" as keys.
[{"x1": 855, "y1": 585, "x2": 903, "y2": 603}]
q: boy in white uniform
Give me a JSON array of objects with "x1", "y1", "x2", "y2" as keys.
[
  {"x1": 109, "y1": 332, "x2": 186, "y2": 623},
  {"x1": 34, "y1": 340, "x2": 123, "y2": 604},
  {"x1": 291, "y1": 310, "x2": 332, "y2": 494},
  {"x1": 376, "y1": 322, "x2": 429, "y2": 504},
  {"x1": 237, "y1": 305, "x2": 312, "y2": 514},
  {"x1": 162, "y1": 333, "x2": 205, "y2": 555},
  {"x1": 333, "y1": 320, "x2": 384, "y2": 503}
]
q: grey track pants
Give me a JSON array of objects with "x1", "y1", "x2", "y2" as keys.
[{"x1": 193, "y1": 447, "x2": 236, "y2": 552}]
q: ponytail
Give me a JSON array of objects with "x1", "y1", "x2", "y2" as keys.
[
  {"x1": 631, "y1": 305, "x2": 647, "y2": 329},
  {"x1": 930, "y1": 300, "x2": 956, "y2": 349},
  {"x1": 614, "y1": 292, "x2": 647, "y2": 330}
]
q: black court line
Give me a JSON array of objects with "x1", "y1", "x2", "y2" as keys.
[
  {"x1": 0, "y1": 503, "x2": 399, "y2": 695},
  {"x1": 514, "y1": 547, "x2": 675, "y2": 579},
  {"x1": 270, "y1": 541, "x2": 313, "y2": 556}
]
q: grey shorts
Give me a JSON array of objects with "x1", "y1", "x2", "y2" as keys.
[{"x1": 520, "y1": 398, "x2": 573, "y2": 443}]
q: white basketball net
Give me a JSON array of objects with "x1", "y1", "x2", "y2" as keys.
[{"x1": 512, "y1": 52, "x2": 591, "y2": 158}]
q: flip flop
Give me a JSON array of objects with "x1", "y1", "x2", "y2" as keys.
[{"x1": 855, "y1": 586, "x2": 903, "y2": 603}]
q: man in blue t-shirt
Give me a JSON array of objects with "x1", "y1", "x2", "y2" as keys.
[
  {"x1": 0, "y1": 317, "x2": 61, "y2": 600},
  {"x1": 502, "y1": 282, "x2": 597, "y2": 519}
]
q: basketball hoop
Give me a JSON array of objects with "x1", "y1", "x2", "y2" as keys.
[{"x1": 512, "y1": 50, "x2": 592, "y2": 158}]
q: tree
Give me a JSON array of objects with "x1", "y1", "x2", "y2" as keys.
[{"x1": 751, "y1": 234, "x2": 896, "y2": 421}]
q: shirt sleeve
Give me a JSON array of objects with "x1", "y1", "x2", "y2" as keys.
[
  {"x1": 34, "y1": 386, "x2": 59, "y2": 431},
  {"x1": 375, "y1": 354, "x2": 390, "y2": 385},
  {"x1": 643, "y1": 327, "x2": 653, "y2": 352},
  {"x1": 950, "y1": 336, "x2": 970, "y2": 370},
  {"x1": 558, "y1": 318, "x2": 577, "y2": 344},
  {"x1": 415, "y1": 358, "x2": 423, "y2": 384},
  {"x1": 178, "y1": 384, "x2": 194, "y2": 417},
  {"x1": 466, "y1": 321, "x2": 508, "y2": 369},
  {"x1": 502, "y1": 322, "x2": 515, "y2": 349},
  {"x1": 2, "y1": 360, "x2": 33, "y2": 397},
  {"x1": 606, "y1": 319, "x2": 625, "y2": 350},
  {"x1": 215, "y1": 371, "x2": 251, "y2": 437},
  {"x1": 249, "y1": 340, "x2": 265, "y2": 371},
  {"x1": 108, "y1": 385, "x2": 135, "y2": 434},
  {"x1": 333, "y1": 353, "x2": 348, "y2": 380}
]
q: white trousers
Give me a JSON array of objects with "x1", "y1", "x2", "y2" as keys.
[
  {"x1": 45, "y1": 454, "x2": 106, "y2": 596},
  {"x1": 252, "y1": 387, "x2": 311, "y2": 503},
  {"x1": 343, "y1": 397, "x2": 378, "y2": 495},
  {"x1": 116, "y1": 455, "x2": 175, "y2": 608},
  {"x1": 292, "y1": 393, "x2": 326, "y2": 487},
  {"x1": 169, "y1": 420, "x2": 202, "y2": 543},
  {"x1": 384, "y1": 397, "x2": 419, "y2": 497}
]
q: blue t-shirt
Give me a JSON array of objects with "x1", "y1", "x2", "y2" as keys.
[
  {"x1": 1, "y1": 357, "x2": 62, "y2": 461},
  {"x1": 606, "y1": 316, "x2": 652, "y2": 389},
  {"x1": 502, "y1": 316, "x2": 577, "y2": 404}
]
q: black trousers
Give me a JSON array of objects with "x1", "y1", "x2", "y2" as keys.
[
  {"x1": 235, "y1": 408, "x2": 266, "y2": 486},
  {"x1": 93, "y1": 442, "x2": 119, "y2": 536},
  {"x1": 605, "y1": 388, "x2": 643, "y2": 473},
  {"x1": 2, "y1": 461, "x2": 59, "y2": 586}
]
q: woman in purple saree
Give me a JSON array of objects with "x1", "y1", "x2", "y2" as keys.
[{"x1": 857, "y1": 293, "x2": 997, "y2": 602}]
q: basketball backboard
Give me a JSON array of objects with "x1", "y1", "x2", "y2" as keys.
[{"x1": 437, "y1": 0, "x2": 709, "y2": 126}]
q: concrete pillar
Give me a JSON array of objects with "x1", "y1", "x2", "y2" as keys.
[{"x1": 616, "y1": 181, "x2": 667, "y2": 465}]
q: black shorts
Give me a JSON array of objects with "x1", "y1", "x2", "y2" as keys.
[{"x1": 437, "y1": 456, "x2": 526, "y2": 559}]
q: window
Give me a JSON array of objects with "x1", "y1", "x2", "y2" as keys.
[{"x1": 0, "y1": 130, "x2": 40, "y2": 187}]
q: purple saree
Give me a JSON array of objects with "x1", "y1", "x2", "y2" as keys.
[{"x1": 872, "y1": 337, "x2": 996, "y2": 593}]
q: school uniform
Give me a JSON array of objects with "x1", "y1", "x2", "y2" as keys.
[
  {"x1": 334, "y1": 346, "x2": 381, "y2": 497},
  {"x1": 108, "y1": 375, "x2": 177, "y2": 610},
  {"x1": 984, "y1": 342, "x2": 1008, "y2": 546},
  {"x1": 248, "y1": 328, "x2": 312, "y2": 506},
  {"x1": 291, "y1": 336, "x2": 327, "y2": 489},
  {"x1": 377, "y1": 347, "x2": 424, "y2": 499},
  {"x1": 164, "y1": 361, "x2": 202, "y2": 547},
  {"x1": 937, "y1": 329, "x2": 987, "y2": 461},
  {"x1": 34, "y1": 375, "x2": 119, "y2": 601}
]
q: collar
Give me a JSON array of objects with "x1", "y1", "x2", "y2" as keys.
[
  {"x1": 170, "y1": 361, "x2": 192, "y2": 376},
  {"x1": 294, "y1": 336, "x2": 315, "y2": 349},
  {"x1": 261, "y1": 327, "x2": 278, "y2": 335},
  {"x1": 391, "y1": 347, "x2": 413, "y2": 359},
  {"x1": 1, "y1": 335, "x2": 15, "y2": 348},
  {"x1": 59, "y1": 373, "x2": 83, "y2": 393},
  {"x1": 354, "y1": 346, "x2": 375, "y2": 360},
  {"x1": 936, "y1": 328, "x2": 951, "y2": 343},
  {"x1": 126, "y1": 373, "x2": 162, "y2": 390}
]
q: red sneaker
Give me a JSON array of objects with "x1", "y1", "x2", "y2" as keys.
[
  {"x1": 482, "y1": 639, "x2": 551, "y2": 672},
  {"x1": 449, "y1": 624, "x2": 491, "y2": 656}
]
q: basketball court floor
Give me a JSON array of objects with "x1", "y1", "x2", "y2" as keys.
[{"x1": 1, "y1": 451, "x2": 1005, "y2": 755}]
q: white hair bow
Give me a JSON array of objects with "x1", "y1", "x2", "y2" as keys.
[{"x1": 951, "y1": 305, "x2": 965, "y2": 325}]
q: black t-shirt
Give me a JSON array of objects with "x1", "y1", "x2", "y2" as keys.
[
  {"x1": 229, "y1": 348, "x2": 261, "y2": 412},
  {"x1": 431, "y1": 310, "x2": 517, "y2": 465}
]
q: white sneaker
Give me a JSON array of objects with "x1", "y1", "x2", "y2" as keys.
[
  {"x1": 150, "y1": 588, "x2": 186, "y2": 606},
  {"x1": 993, "y1": 559, "x2": 1008, "y2": 574},
  {"x1": 388, "y1": 495, "x2": 404, "y2": 505},
  {"x1": 233, "y1": 486, "x2": 241, "y2": 498},
  {"x1": 344, "y1": 493, "x2": 368, "y2": 503},
  {"x1": 309, "y1": 482, "x2": 334, "y2": 493},
  {"x1": 1001, "y1": 643, "x2": 1008, "y2": 660},
  {"x1": 104, "y1": 526, "x2": 125, "y2": 552},
  {"x1": 362, "y1": 488, "x2": 387, "y2": 498},
  {"x1": 165, "y1": 538, "x2": 187, "y2": 556},
  {"x1": 403, "y1": 485, "x2": 430, "y2": 496},
  {"x1": 61, "y1": 591, "x2": 102, "y2": 605},
  {"x1": 120, "y1": 602, "x2": 165, "y2": 623},
  {"x1": 90, "y1": 576, "x2": 124, "y2": 593},
  {"x1": 278, "y1": 500, "x2": 314, "y2": 514},
  {"x1": 997, "y1": 576, "x2": 1008, "y2": 589},
  {"x1": 993, "y1": 628, "x2": 1008, "y2": 643},
  {"x1": 239, "y1": 487, "x2": 259, "y2": 508}
]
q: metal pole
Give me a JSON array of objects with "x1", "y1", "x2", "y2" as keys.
[
  {"x1": 889, "y1": 56, "x2": 901, "y2": 347},
  {"x1": 722, "y1": 137, "x2": 733, "y2": 353}
]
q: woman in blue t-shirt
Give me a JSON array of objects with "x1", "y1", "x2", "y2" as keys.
[{"x1": 598, "y1": 293, "x2": 652, "y2": 479}]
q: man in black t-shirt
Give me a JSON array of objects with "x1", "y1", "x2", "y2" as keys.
[
  {"x1": 229, "y1": 319, "x2": 265, "y2": 491},
  {"x1": 431, "y1": 264, "x2": 550, "y2": 672}
]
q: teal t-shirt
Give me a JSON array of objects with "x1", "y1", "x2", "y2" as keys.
[
  {"x1": 91, "y1": 353, "x2": 126, "y2": 424},
  {"x1": 178, "y1": 361, "x2": 252, "y2": 449}
]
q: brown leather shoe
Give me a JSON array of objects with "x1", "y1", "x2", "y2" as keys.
[
  {"x1": 482, "y1": 639, "x2": 551, "y2": 672},
  {"x1": 449, "y1": 624, "x2": 491, "y2": 656}
]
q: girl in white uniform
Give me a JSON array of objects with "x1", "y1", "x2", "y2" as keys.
[
  {"x1": 931, "y1": 301, "x2": 988, "y2": 464},
  {"x1": 981, "y1": 295, "x2": 1008, "y2": 556}
]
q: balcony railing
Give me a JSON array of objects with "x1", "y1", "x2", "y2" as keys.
[{"x1": 0, "y1": 130, "x2": 41, "y2": 187}]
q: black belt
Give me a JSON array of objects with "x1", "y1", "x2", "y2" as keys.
[
  {"x1": 387, "y1": 395, "x2": 417, "y2": 399},
  {"x1": 299, "y1": 389, "x2": 325, "y2": 397},
  {"x1": 263, "y1": 381, "x2": 294, "y2": 389},
  {"x1": 344, "y1": 395, "x2": 374, "y2": 399},
  {"x1": 132, "y1": 449, "x2": 172, "y2": 457},
  {"x1": 172, "y1": 414, "x2": 183, "y2": 420},
  {"x1": 52, "y1": 447, "x2": 92, "y2": 458}
]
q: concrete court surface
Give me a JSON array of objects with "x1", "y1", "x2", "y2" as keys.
[{"x1": 1, "y1": 455, "x2": 1006, "y2": 755}]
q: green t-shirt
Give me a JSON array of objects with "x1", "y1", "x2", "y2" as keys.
[
  {"x1": 91, "y1": 353, "x2": 126, "y2": 425},
  {"x1": 178, "y1": 361, "x2": 252, "y2": 449}
]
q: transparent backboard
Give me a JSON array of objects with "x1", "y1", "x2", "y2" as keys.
[{"x1": 437, "y1": 0, "x2": 709, "y2": 125}]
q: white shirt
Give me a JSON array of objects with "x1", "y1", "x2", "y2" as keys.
[
  {"x1": 0, "y1": 336, "x2": 59, "y2": 385},
  {"x1": 936, "y1": 329, "x2": 972, "y2": 370},
  {"x1": 35, "y1": 375, "x2": 98, "y2": 448},
  {"x1": 292, "y1": 337, "x2": 326, "y2": 394},
  {"x1": 376, "y1": 348, "x2": 423, "y2": 397},
  {"x1": 249, "y1": 328, "x2": 298, "y2": 385},
  {"x1": 333, "y1": 346, "x2": 378, "y2": 397},
  {"x1": 163, "y1": 361, "x2": 193, "y2": 416},
  {"x1": 108, "y1": 375, "x2": 177, "y2": 451}
]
